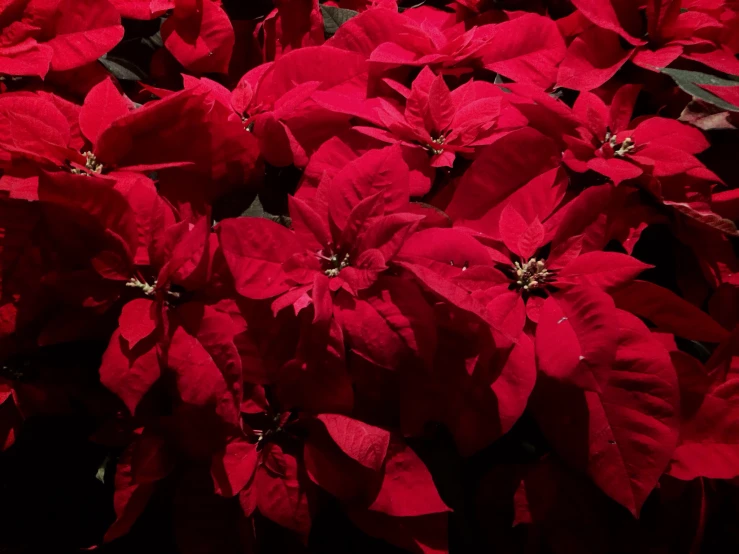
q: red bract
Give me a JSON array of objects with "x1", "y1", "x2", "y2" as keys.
[
  {"x1": 533, "y1": 310, "x2": 681, "y2": 516},
  {"x1": 161, "y1": 0, "x2": 235, "y2": 74},
  {"x1": 230, "y1": 46, "x2": 368, "y2": 167},
  {"x1": 668, "y1": 329, "x2": 739, "y2": 480},
  {"x1": 2, "y1": 2, "x2": 739, "y2": 553},
  {"x1": 0, "y1": 0, "x2": 124, "y2": 78},
  {"x1": 110, "y1": 0, "x2": 173, "y2": 20},
  {"x1": 114, "y1": 0, "x2": 234, "y2": 75},
  {"x1": 0, "y1": 382, "x2": 19, "y2": 450},
  {"x1": 261, "y1": 0, "x2": 325, "y2": 62},
  {"x1": 558, "y1": 0, "x2": 739, "y2": 90},
  {"x1": 100, "y1": 220, "x2": 247, "y2": 443},
  {"x1": 564, "y1": 84, "x2": 715, "y2": 185},
  {"x1": 330, "y1": 8, "x2": 565, "y2": 86}
]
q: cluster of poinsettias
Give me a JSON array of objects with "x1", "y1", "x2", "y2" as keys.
[{"x1": 1, "y1": 0, "x2": 739, "y2": 552}]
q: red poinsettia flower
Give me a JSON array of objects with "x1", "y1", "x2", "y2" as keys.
[
  {"x1": 0, "y1": 0, "x2": 123, "y2": 78},
  {"x1": 315, "y1": 66, "x2": 526, "y2": 170},
  {"x1": 404, "y1": 218, "x2": 649, "y2": 381},
  {"x1": 330, "y1": 8, "x2": 565, "y2": 86},
  {"x1": 100, "y1": 216, "x2": 242, "y2": 433},
  {"x1": 210, "y1": 400, "x2": 449, "y2": 544},
  {"x1": 219, "y1": 148, "x2": 420, "y2": 301},
  {"x1": 558, "y1": 0, "x2": 739, "y2": 90},
  {"x1": 0, "y1": 79, "x2": 201, "y2": 196},
  {"x1": 137, "y1": 74, "x2": 262, "y2": 216},
  {"x1": 218, "y1": 146, "x2": 443, "y2": 369},
  {"x1": 2, "y1": 2, "x2": 739, "y2": 552},
  {"x1": 0, "y1": 77, "x2": 259, "y2": 208},
  {"x1": 563, "y1": 84, "x2": 716, "y2": 185},
  {"x1": 0, "y1": 168, "x2": 166, "y2": 350},
  {"x1": 229, "y1": 45, "x2": 368, "y2": 167}
]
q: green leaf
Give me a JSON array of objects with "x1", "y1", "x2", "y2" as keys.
[
  {"x1": 142, "y1": 30, "x2": 163, "y2": 51},
  {"x1": 99, "y1": 55, "x2": 147, "y2": 81},
  {"x1": 320, "y1": 5, "x2": 359, "y2": 37},
  {"x1": 241, "y1": 196, "x2": 292, "y2": 228},
  {"x1": 659, "y1": 67, "x2": 739, "y2": 112}
]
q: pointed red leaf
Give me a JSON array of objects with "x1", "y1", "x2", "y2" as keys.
[
  {"x1": 481, "y1": 14, "x2": 566, "y2": 88},
  {"x1": 669, "y1": 377, "x2": 739, "y2": 480},
  {"x1": 557, "y1": 252, "x2": 651, "y2": 291},
  {"x1": 217, "y1": 217, "x2": 301, "y2": 300},
  {"x1": 79, "y1": 78, "x2": 132, "y2": 148},
  {"x1": 499, "y1": 203, "x2": 529, "y2": 257},
  {"x1": 100, "y1": 331, "x2": 160, "y2": 415},
  {"x1": 46, "y1": 0, "x2": 124, "y2": 72},
  {"x1": 536, "y1": 286, "x2": 619, "y2": 392},
  {"x1": 536, "y1": 310, "x2": 680, "y2": 516},
  {"x1": 612, "y1": 281, "x2": 730, "y2": 342},
  {"x1": 256, "y1": 444, "x2": 313, "y2": 536},
  {"x1": 368, "y1": 438, "x2": 449, "y2": 517},
  {"x1": 104, "y1": 440, "x2": 158, "y2": 542},
  {"x1": 556, "y1": 27, "x2": 632, "y2": 91},
  {"x1": 161, "y1": 0, "x2": 234, "y2": 74},
  {"x1": 118, "y1": 298, "x2": 157, "y2": 350},
  {"x1": 518, "y1": 218, "x2": 545, "y2": 261},
  {"x1": 316, "y1": 414, "x2": 391, "y2": 472},
  {"x1": 211, "y1": 439, "x2": 258, "y2": 497},
  {"x1": 324, "y1": 145, "x2": 410, "y2": 231}
]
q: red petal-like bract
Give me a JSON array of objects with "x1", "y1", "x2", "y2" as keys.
[
  {"x1": 535, "y1": 310, "x2": 680, "y2": 517},
  {"x1": 1, "y1": 0, "x2": 739, "y2": 552},
  {"x1": 161, "y1": 0, "x2": 235, "y2": 74}
]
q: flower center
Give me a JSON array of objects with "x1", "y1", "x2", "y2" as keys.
[
  {"x1": 70, "y1": 151, "x2": 104, "y2": 176},
  {"x1": 126, "y1": 277, "x2": 156, "y2": 296},
  {"x1": 513, "y1": 258, "x2": 550, "y2": 291},
  {"x1": 251, "y1": 412, "x2": 299, "y2": 451},
  {"x1": 126, "y1": 277, "x2": 184, "y2": 305},
  {"x1": 317, "y1": 250, "x2": 350, "y2": 278},
  {"x1": 426, "y1": 134, "x2": 446, "y2": 155},
  {"x1": 603, "y1": 131, "x2": 636, "y2": 157},
  {"x1": 241, "y1": 114, "x2": 254, "y2": 132}
]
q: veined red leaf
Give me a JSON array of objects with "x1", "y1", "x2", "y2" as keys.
[
  {"x1": 316, "y1": 414, "x2": 390, "y2": 472},
  {"x1": 556, "y1": 252, "x2": 652, "y2": 291},
  {"x1": 613, "y1": 281, "x2": 730, "y2": 342},
  {"x1": 368, "y1": 438, "x2": 450, "y2": 517},
  {"x1": 324, "y1": 144, "x2": 410, "y2": 231},
  {"x1": 536, "y1": 286, "x2": 619, "y2": 392},
  {"x1": 217, "y1": 217, "x2": 301, "y2": 300},
  {"x1": 100, "y1": 331, "x2": 160, "y2": 415},
  {"x1": 669, "y1": 378, "x2": 739, "y2": 480},
  {"x1": 535, "y1": 310, "x2": 680, "y2": 516},
  {"x1": 211, "y1": 438, "x2": 258, "y2": 497}
]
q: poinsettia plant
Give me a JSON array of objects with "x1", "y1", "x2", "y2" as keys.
[{"x1": 0, "y1": 0, "x2": 739, "y2": 553}]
